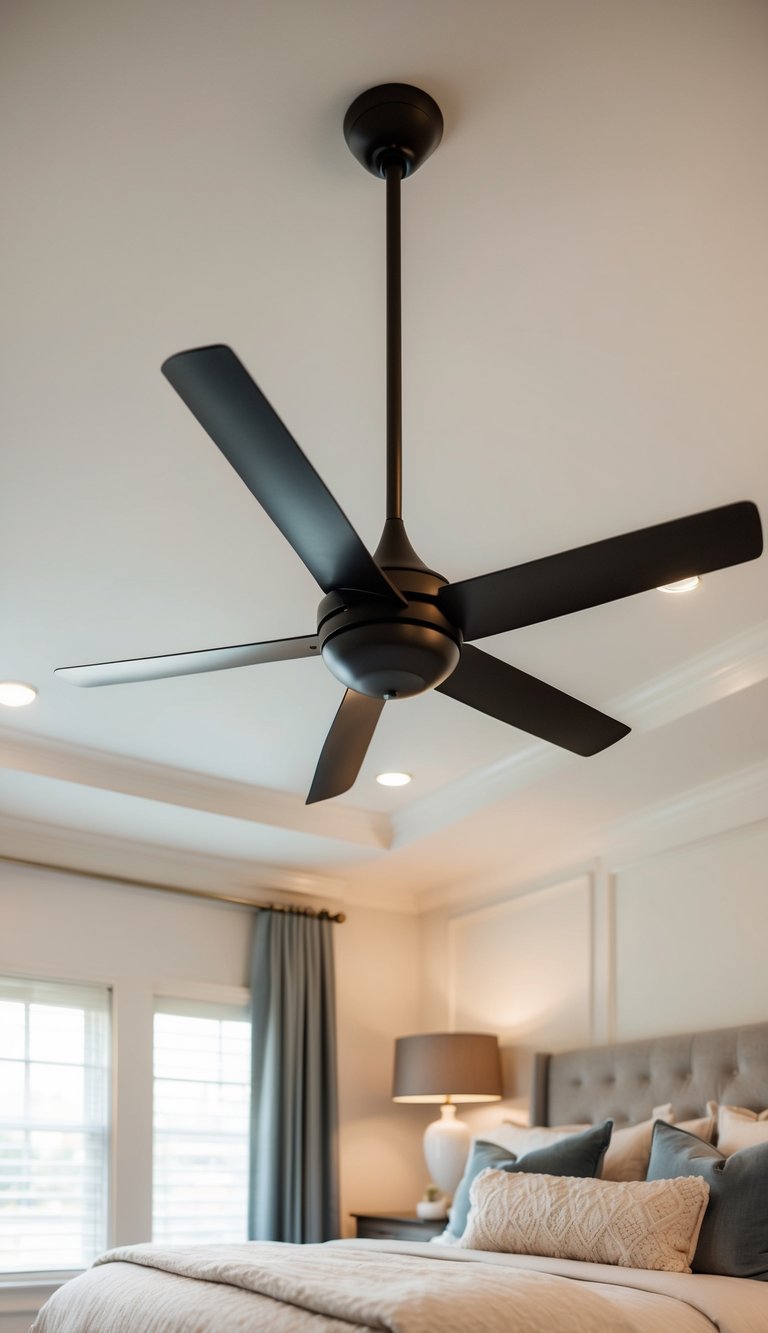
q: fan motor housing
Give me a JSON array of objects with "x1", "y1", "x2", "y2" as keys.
[{"x1": 317, "y1": 573, "x2": 461, "y2": 700}]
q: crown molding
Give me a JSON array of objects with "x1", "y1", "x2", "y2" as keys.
[
  {"x1": 0, "y1": 814, "x2": 340, "y2": 900},
  {"x1": 392, "y1": 740, "x2": 561, "y2": 849},
  {"x1": 391, "y1": 619, "x2": 768, "y2": 850},
  {"x1": 602, "y1": 756, "x2": 768, "y2": 870},
  {"x1": 2, "y1": 621, "x2": 766, "y2": 885},
  {"x1": 610, "y1": 618, "x2": 768, "y2": 733},
  {"x1": 415, "y1": 756, "x2": 768, "y2": 916},
  {"x1": 3, "y1": 755, "x2": 765, "y2": 922},
  {"x1": 0, "y1": 726, "x2": 391, "y2": 851},
  {"x1": 0, "y1": 814, "x2": 419, "y2": 913},
  {"x1": 416, "y1": 853, "x2": 601, "y2": 917}
]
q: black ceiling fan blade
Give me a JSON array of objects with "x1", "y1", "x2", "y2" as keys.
[
  {"x1": 55, "y1": 635, "x2": 319, "y2": 688},
  {"x1": 306, "y1": 690, "x2": 385, "y2": 804},
  {"x1": 162, "y1": 345, "x2": 405, "y2": 604},
  {"x1": 439, "y1": 501, "x2": 762, "y2": 641},
  {"x1": 436, "y1": 644, "x2": 630, "y2": 756}
]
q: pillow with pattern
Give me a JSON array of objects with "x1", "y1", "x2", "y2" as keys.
[{"x1": 459, "y1": 1168, "x2": 709, "y2": 1273}]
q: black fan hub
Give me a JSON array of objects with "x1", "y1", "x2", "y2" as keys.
[
  {"x1": 321, "y1": 618, "x2": 460, "y2": 699},
  {"x1": 317, "y1": 568, "x2": 461, "y2": 700}
]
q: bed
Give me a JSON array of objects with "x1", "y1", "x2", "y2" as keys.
[{"x1": 30, "y1": 1021, "x2": 768, "y2": 1332}]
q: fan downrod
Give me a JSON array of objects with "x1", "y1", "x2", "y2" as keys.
[{"x1": 343, "y1": 83, "x2": 443, "y2": 178}]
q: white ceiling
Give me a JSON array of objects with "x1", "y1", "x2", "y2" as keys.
[{"x1": 2, "y1": 0, "x2": 767, "y2": 911}]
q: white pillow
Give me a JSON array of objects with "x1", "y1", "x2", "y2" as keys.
[
  {"x1": 460, "y1": 1168, "x2": 710, "y2": 1273},
  {"x1": 486, "y1": 1122, "x2": 590, "y2": 1156}
]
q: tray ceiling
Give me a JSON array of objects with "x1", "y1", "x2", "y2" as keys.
[{"x1": 2, "y1": 0, "x2": 767, "y2": 908}]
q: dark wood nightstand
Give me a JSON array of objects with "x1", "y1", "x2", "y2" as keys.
[{"x1": 351, "y1": 1210, "x2": 447, "y2": 1242}]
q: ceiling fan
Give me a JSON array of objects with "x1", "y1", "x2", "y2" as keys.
[{"x1": 57, "y1": 84, "x2": 763, "y2": 804}]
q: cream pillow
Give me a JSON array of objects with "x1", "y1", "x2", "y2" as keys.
[
  {"x1": 600, "y1": 1104, "x2": 673, "y2": 1181},
  {"x1": 491, "y1": 1101, "x2": 714, "y2": 1181},
  {"x1": 460, "y1": 1168, "x2": 710, "y2": 1273},
  {"x1": 674, "y1": 1101, "x2": 717, "y2": 1144},
  {"x1": 717, "y1": 1104, "x2": 768, "y2": 1156},
  {"x1": 491, "y1": 1107, "x2": 672, "y2": 1180},
  {"x1": 489, "y1": 1122, "x2": 590, "y2": 1155}
]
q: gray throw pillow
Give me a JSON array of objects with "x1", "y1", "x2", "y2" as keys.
[
  {"x1": 446, "y1": 1119, "x2": 613, "y2": 1241},
  {"x1": 647, "y1": 1120, "x2": 768, "y2": 1280}
]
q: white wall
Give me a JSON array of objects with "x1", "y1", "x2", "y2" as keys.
[
  {"x1": 421, "y1": 873, "x2": 596, "y2": 1135},
  {"x1": 420, "y1": 812, "x2": 768, "y2": 1136},
  {"x1": 0, "y1": 863, "x2": 423, "y2": 1330},
  {"x1": 613, "y1": 820, "x2": 768, "y2": 1039},
  {"x1": 335, "y1": 906, "x2": 428, "y2": 1221}
]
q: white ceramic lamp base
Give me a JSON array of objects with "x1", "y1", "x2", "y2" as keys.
[{"x1": 423, "y1": 1103, "x2": 471, "y2": 1197}]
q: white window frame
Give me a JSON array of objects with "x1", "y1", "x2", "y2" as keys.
[{"x1": 0, "y1": 971, "x2": 250, "y2": 1315}]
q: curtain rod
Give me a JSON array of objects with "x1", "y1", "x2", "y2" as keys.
[{"x1": 1, "y1": 854, "x2": 346, "y2": 923}]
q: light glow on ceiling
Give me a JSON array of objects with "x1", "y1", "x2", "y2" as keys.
[
  {"x1": 0, "y1": 681, "x2": 37, "y2": 707},
  {"x1": 376, "y1": 771, "x2": 412, "y2": 787},
  {"x1": 657, "y1": 576, "x2": 701, "y2": 594}
]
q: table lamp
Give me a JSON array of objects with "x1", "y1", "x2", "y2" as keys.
[{"x1": 392, "y1": 1032, "x2": 502, "y2": 1197}]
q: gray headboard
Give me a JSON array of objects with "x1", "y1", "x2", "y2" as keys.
[{"x1": 531, "y1": 1022, "x2": 768, "y2": 1128}]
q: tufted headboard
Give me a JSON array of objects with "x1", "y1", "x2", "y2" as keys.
[{"x1": 530, "y1": 1022, "x2": 768, "y2": 1128}]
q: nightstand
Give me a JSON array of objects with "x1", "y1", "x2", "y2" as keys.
[{"x1": 351, "y1": 1210, "x2": 447, "y2": 1242}]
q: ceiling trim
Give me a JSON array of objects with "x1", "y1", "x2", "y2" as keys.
[
  {"x1": 0, "y1": 813, "x2": 419, "y2": 913},
  {"x1": 0, "y1": 853, "x2": 348, "y2": 919},
  {"x1": 602, "y1": 755, "x2": 768, "y2": 871},
  {"x1": 2, "y1": 622, "x2": 766, "y2": 879},
  {"x1": 0, "y1": 813, "x2": 341, "y2": 900},
  {"x1": 390, "y1": 619, "x2": 768, "y2": 850},
  {"x1": 0, "y1": 726, "x2": 391, "y2": 851},
  {"x1": 3, "y1": 748, "x2": 766, "y2": 921},
  {"x1": 612, "y1": 618, "x2": 768, "y2": 733},
  {"x1": 415, "y1": 754, "x2": 768, "y2": 916}
]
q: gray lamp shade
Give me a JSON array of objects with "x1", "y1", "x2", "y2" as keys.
[{"x1": 392, "y1": 1032, "x2": 502, "y2": 1104}]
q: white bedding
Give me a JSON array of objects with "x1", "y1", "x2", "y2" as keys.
[{"x1": 30, "y1": 1237, "x2": 768, "y2": 1333}]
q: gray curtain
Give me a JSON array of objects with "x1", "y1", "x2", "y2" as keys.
[{"x1": 248, "y1": 910, "x2": 340, "y2": 1243}]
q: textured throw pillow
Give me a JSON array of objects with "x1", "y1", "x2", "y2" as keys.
[
  {"x1": 445, "y1": 1120, "x2": 613, "y2": 1241},
  {"x1": 444, "y1": 1140, "x2": 516, "y2": 1242},
  {"x1": 717, "y1": 1104, "x2": 768, "y2": 1156},
  {"x1": 647, "y1": 1120, "x2": 768, "y2": 1280},
  {"x1": 600, "y1": 1104, "x2": 673, "y2": 1181},
  {"x1": 459, "y1": 1169, "x2": 709, "y2": 1272}
]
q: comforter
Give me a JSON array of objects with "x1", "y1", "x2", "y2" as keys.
[{"x1": 30, "y1": 1238, "x2": 768, "y2": 1333}]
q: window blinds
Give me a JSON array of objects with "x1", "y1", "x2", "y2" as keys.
[
  {"x1": 152, "y1": 999, "x2": 251, "y2": 1244},
  {"x1": 0, "y1": 976, "x2": 111, "y2": 1273}
]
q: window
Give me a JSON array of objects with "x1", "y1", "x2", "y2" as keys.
[
  {"x1": 0, "y1": 976, "x2": 111, "y2": 1273},
  {"x1": 152, "y1": 999, "x2": 251, "y2": 1244}
]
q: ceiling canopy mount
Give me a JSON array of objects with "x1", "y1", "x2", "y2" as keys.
[{"x1": 342, "y1": 82, "x2": 444, "y2": 179}]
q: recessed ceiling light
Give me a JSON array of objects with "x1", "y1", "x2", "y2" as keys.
[
  {"x1": 376, "y1": 771, "x2": 412, "y2": 788},
  {"x1": 657, "y1": 576, "x2": 701, "y2": 594},
  {"x1": 0, "y1": 681, "x2": 37, "y2": 707}
]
